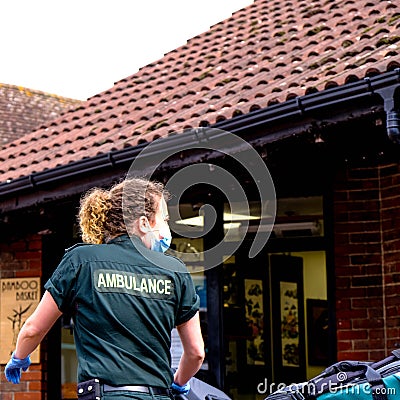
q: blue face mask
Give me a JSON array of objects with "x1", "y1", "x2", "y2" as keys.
[
  {"x1": 148, "y1": 223, "x2": 172, "y2": 253},
  {"x1": 144, "y1": 212, "x2": 172, "y2": 253},
  {"x1": 151, "y1": 233, "x2": 172, "y2": 253}
]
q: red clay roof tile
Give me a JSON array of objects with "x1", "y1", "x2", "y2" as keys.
[
  {"x1": 0, "y1": 84, "x2": 80, "y2": 149},
  {"x1": 1, "y1": 0, "x2": 399, "y2": 182}
]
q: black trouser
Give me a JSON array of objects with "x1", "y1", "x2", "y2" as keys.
[
  {"x1": 102, "y1": 392, "x2": 172, "y2": 400},
  {"x1": 78, "y1": 379, "x2": 174, "y2": 400}
]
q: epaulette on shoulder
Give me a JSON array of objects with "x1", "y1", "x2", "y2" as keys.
[
  {"x1": 65, "y1": 242, "x2": 88, "y2": 253},
  {"x1": 165, "y1": 253, "x2": 183, "y2": 263},
  {"x1": 165, "y1": 254, "x2": 187, "y2": 268}
]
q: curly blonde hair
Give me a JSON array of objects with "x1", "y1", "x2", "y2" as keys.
[{"x1": 78, "y1": 178, "x2": 167, "y2": 244}]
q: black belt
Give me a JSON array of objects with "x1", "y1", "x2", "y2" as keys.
[{"x1": 103, "y1": 384, "x2": 170, "y2": 396}]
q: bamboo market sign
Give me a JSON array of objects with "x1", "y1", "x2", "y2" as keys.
[{"x1": 0, "y1": 277, "x2": 40, "y2": 364}]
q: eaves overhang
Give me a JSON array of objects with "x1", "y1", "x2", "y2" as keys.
[{"x1": 1, "y1": 69, "x2": 399, "y2": 210}]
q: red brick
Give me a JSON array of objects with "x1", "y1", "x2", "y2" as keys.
[
  {"x1": 362, "y1": 264, "x2": 382, "y2": 275},
  {"x1": 387, "y1": 317, "x2": 400, "y2": 327},
  {"x1": 382, "y1": 197, "x2": 400, "y2": 209},
  {"x1": 337, "y1": 319, "x2": 351, "y2": 329},
  {"x1": 27, "y1": 259, "x2": 42, "y2": 269},
  {"x1": 336, "y1": 299, "x2": 351, "y2": 308},
  {"x1": 348, "y1": 211, "x2": 380, "y2": 223},
  {"x1": 0, "y1": 380, "x2": 28, "y2": 391},
  {"x1": 352, "y1": 318, "x2": 383, "y2": 329},
  {"x1": 333, "y1": 213, "x2": 348, "y2": 224},
  {"x1": 383, "y1": 252, "x2": 400, "y2": 264},
  {"x1": 15, "y1": 392, "x2": 42, "y2": 400},
  {"x1": 387, "y1": 339, "x2": 400, "y2": 349},
  {"x1": 350, "y1": 200, "x2": 380, "y2": 211},
  {"x1": 348, "y1": 166, "x2": 379, "y2": 179},
  {"x1": 28, "y1": 240, "x2": 42, "y2": 250},
  {"x1": 387, "y1": 307, "x2": 400, "y2": 318},
  {"x1": 334, "y1": 256, "x2": 351, "y2": 267},
  {"x1": 386, "y1": 327, "x2": 400, "y2": 338},
  {"x1": 351, "y1": 275, "x2": 382, "y2": 287},
  {"x1": 352, "y1": 298, "x2": 382, "y2": 308},
  {"x1": 15, "y1": 251, "x2": 41, "y2": 260},
  {"x1": 334, "y1": 234, "x2": 351, "y2": 246},
  {"x1": 337, "y1": 341, "x2": 352, "y2": 351},
  {"x1": 381, "y1": 185, "x2": 400, "y2": 199},
  {"x1": 366, "y1": 286, "x2": 383, "y2": 297},
  {"x1": 347, "y1": 179, "x2": 380, "y2": 190},
  {"x1": 350, "y1": 232, "x2": 381, "y2": 244},
  {"x1": 21, "y1": 371, "x2": 41, "y2": 381},
  {"x1": 384, "y1": 296, "x2": 400, "y2": 307},
  {"x1": 28, "y1": 381, "x2": 42, "y2": 391},
  {"x1": 368, "y1": 350, "x2": 386, "y2": 361},
  {"x1": 16, "y1": 269, "x2": 42, "y2": 278},
  {"x1": 27, "y1": 364, "x2": 41, "y2": 371},
  {"x1": 335, "y1": 266, "x2": 360, "y2": 277},
  {"x1": 350, "y1": 254, "x2": 381, "y2": 265},
  {"x1": 10, "y1": 241, "x2": 28, "y2": 251},
  {"x1": 348, "y1": 189, "x2": 379, "y2": 201},
  {"x1": 337, "y1": 330, "x2": 368, "y2": 341},
  {"x1": 384, "y1": 263, "x2": 400, "y2": 273},
  {"x1": 379, "y1": 163, "x2": 400, "y2": 177},
  {"x1": 385, "y1": 286, "x2": 400, "y2": 296},
  {"x1": 367, "y1": 308, "x2": 384, "y2": 319},
  {"x1": 335, "y1": 277, "x2": 351, "y2": 289},
  {"x1": 336, "y1": 309, "x2": 367, "y2": 320},
  {"x1": 388, "y1": 273, "x2": 400, "y2": 283},
  {"x1": 369, "y1": 329, "x2": 385, "y2": 339},
  {"x1": 337, "y1": 287, "x2": 367, "y2": 298},
  {"x1": 353, "y1": 338, "x2": 385, "y2": 350},
  {"x1": 338, "y1": 351, "x2": 369, "y2": 361},
  {"x1": 382, "y1": 230, "x2": 400, "y2": 242}
]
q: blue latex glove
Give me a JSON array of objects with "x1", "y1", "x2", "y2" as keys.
[
  {"x1": 171, "y1": 381, "x2": 191, "y2": 395},
  {"x1": 5, "y1": 352, "x2": 31, "y2": 384}
]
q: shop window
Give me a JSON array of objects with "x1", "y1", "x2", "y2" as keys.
[{"x1": 167, "y1": 196, "x2": 328, "y2": 398}]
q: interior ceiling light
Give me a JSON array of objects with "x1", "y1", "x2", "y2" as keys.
[{"x1": 174, "y1": 212, "x2": 260, "y2": 226}]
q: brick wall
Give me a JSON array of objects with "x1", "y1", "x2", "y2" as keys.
[
  {"x1": 379, "y1": 163, "x2": 400, "y2": 351},
  {"x1": 334, "y1": 160, "x2": 400, "y2": 362},
  {"x1": 0, "y1": 234, "x2": 44, "y2": 400}
]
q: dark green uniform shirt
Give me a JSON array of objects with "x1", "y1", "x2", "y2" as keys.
[{"x1": 44, "y1": 234, "x2": 200, "y2": 388}]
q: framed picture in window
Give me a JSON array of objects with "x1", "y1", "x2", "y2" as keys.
[
  {"x1": 270, "y1": 255, "x2": 306, "y2": 384},
  {"x1": 244, "y1": 278, "x2": 265, "y2": 366}
]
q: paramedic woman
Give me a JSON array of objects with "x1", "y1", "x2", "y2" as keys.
[{"x1": 5, "y1": 178, "x2": 205, "y2": 399}]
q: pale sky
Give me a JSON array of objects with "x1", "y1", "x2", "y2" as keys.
[{"x1": 0, "y1": 0, "x2": 252, "y2": 100}]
